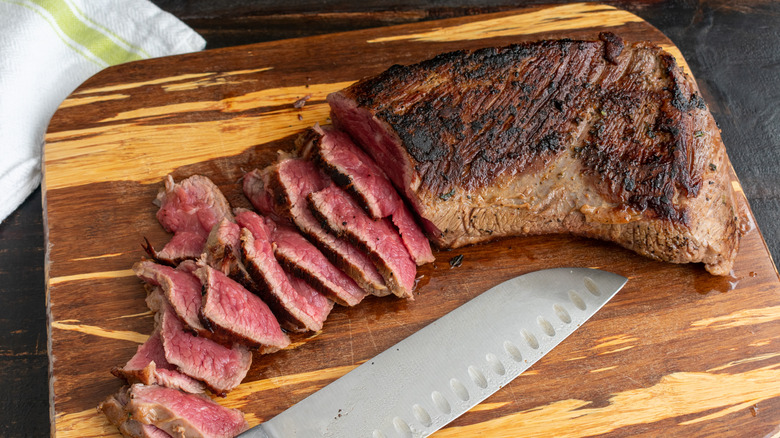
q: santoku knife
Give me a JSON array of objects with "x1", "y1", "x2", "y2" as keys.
[{"x1": 239, "y1": 267, "x2": 628, "y2": 438}]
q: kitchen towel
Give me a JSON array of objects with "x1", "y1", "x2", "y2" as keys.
[{"x1": 0, "y1": 0, "x2": 205, "y2": 223}]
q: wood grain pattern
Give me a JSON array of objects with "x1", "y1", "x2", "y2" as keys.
[{"x1": 43, "y1": 4, "x2": 780, "y2": 437}]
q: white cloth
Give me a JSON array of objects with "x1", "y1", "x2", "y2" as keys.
[{"x1": 0, "y1": 0, "x2": 205, "y2": 223}]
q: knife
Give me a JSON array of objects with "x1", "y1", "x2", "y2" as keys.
[{"x1": 239, "y1": 267, "x2": 627, "y2": 438}]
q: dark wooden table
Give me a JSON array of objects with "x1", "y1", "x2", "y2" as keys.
[{"x1": 1, "y1": 1, "x2": 778, "y2": 436}]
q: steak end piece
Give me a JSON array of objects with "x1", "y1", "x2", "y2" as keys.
[
  {"x1": 99, "y1": 388, "x2": 173, "y2": 438},
  {"x1": 203, "y1": 218, "x2": 258, "y2": 293},
  {"x1": 145, "y1": 175, "x2": 234, "y2": 264},
  {"x1": 329, "y1": 35, "x2": 746, "y2": 275},
  {"x1": 134, "y1": 260, "x2": 207, "y2": 335},
  {"x1": 99, "y1": 384, "x2": 248, "y2": 438}
]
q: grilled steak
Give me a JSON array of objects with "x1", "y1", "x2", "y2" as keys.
[
  {"x1": 328, "y1": 33, "x2": 745, "y2": 275},
  {"x1": 203, "y1": 218, "x2": 257, "y2": 292},
  {"x1": 111, "y1": 327, "x2": 206, "y2": 394},
  {"x1": 243, "y1": 169, "x2": 276, "y2": 216},
  {"x1": 145, "y1": 175, "x2": 233, "y2": 264},
  {"x1": 246, "y1": 161, "x2": 389, "y2": 295},
  {"x1": 238, "y1": 211, "x2": 333, "y2": 332},
  {"x1": 310, "y1": 124, "x2": 434, "y2": 265},
  {"x1": 99, "y1": 384, "x2": 248, "y2": 438},
  {"x1": 148, "y1": 290, "x2": 252, "y2": 396},
  {"x1": 236, "y1": 209, "x2": 368, "y2": 306},
  {"x1": 134, "y1": 260, "x2": 207, "y2": 334},
  {"x1": 196, "y1": 263, "x2": 290, "y2": 352},
  {"x1": 99, "y1": 388, "x2": 174, "y2": 438},
  {"x1": 309, "y1": 185, "x2": 417, "y2": 299}
]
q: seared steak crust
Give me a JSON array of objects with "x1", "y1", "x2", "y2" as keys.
[
  {"x1": 204, "y1": 218, "x2": 258, "y2": 294},
  {"x1": 329, "y1": 33, "x2": 745, "y2": 275},
  {"x1": 99, "y1": 384, "x2": 247, "y2": 438}
]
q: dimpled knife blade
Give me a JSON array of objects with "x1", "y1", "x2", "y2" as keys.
[{"x1": 239, "y1": 267, "x2": 628, "y2": 438}]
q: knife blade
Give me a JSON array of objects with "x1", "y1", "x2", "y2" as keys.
[{"x1": 239, "y1": 267, "x2": 627, "y2": 438}]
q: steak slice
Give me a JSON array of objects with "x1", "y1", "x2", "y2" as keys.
[
  {"x1": 196, "y1": 263, "x2": 290, "y2": 352},
  {"x1": 148, "y1": 290, "x2": 252, "y2": 396},
  {"x1": 243, "y1": 169, "x2": 276, "y2": 216},
  {"x1": 145, "y1": 175, "x2": 234, "y2": 264},
  {"x1": 236, "y1": 209, "x2": 367, "y2": 306},
  {"x1": 309, "y1": 185, "x2": 416, "y2": 299},
  {"x1": 311, "y1": 124, "x2": 435, "y2": 265},
  {"x1": 238, "y1": 212, "x2": 333, "y2": 332},
  {"x1": 134, "y1": 260, "x2": 206, "y2": 334},
  {"x1": 99, "y1": 384, "x2": 248, "y2": 438},
  {"x1": 203, "y1": 218, "x2": 257, "y2": 293},
  {"x1": 99, "y1": 388, "x2": 173, "y2": 438},
  {"x1": 247, "y1": 161, "x2": 389, "y2": 296},
  {"x1": 111, "y1": 327, "x2": 205, "y2": 394},
  {"x1": 328, "y1": 33, "x2": 746, "y2": 275}
]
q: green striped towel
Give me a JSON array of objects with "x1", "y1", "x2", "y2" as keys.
[{"x1": 0, "y1": 0, "x2": 205, "y2": 222}]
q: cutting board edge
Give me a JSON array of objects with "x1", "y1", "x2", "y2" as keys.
[{"x1": 40, "y1": 3, "x2": 780, "y2": 437}]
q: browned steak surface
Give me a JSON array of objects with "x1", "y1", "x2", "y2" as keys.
[
  {"x1": 99, "y1": 387, "x2": 174, "y2": 438},
  {"x1": 329, "y1": 33, "x2": 746, "y2": 275},
  {"x1": 99, "y1": 384, "x2": 247, "y2": 438},
  {"x1": 203, "y1": 218, "x2": 259, "y2": 294}
]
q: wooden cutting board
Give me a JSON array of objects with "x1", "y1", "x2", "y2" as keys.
[{"x1": 44, "y1": 4, "x2": 780, "y2": 437}]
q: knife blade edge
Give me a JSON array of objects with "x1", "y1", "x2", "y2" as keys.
[{"x1": 241, "y1": 267, "x2": 627, "y2": 438}]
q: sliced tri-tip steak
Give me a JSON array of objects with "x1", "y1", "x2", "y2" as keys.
[
  {"x1": 308, "y1": 185, "x2": 417, "y2": 299},
  {"x1": 144, "y1": 175, "x2": 234, "y2": 265},
  {"x1": 99, "y1": 387, "x2": 173, "y2": 438},
  {"x1": 236, "y1": 209, "x2": 367, "y2": 306},
  {"x1": 203, "y1": 218, "x2": 257, "y2": 294},
  {"x1": 195, "y1": 263, "x2": 290, "y2": 352},
  {"x1": 134, "y1": 260, "x2": 206, "y2": 334},
  {"x1": 242, "y1": 169, "x2": 276, "y2": 216},
  {"x1": 99, "y1": 384, "x2": 248, "y2": 438},
  {"x1": 287, "y1": 271, "x2": 335, "y2": 324},
  {"x1": 253, "y1": 159, "x2": 389, "y2": 296},
  {"x1": 147, "y1": 290, "x2": 252, "y2": 396},
  {"x1": 327, "y1": 34, "x2": 746, "y2": 276},
  {"x1": 238, "y1": 212, "x2": 333, "y2": 332},
  {"x1": 111, "y1": 327, "x2": 205, "y2": 394},
  {"x1": 311, "y1": 124, "x2": 434, "y2": 265}
]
